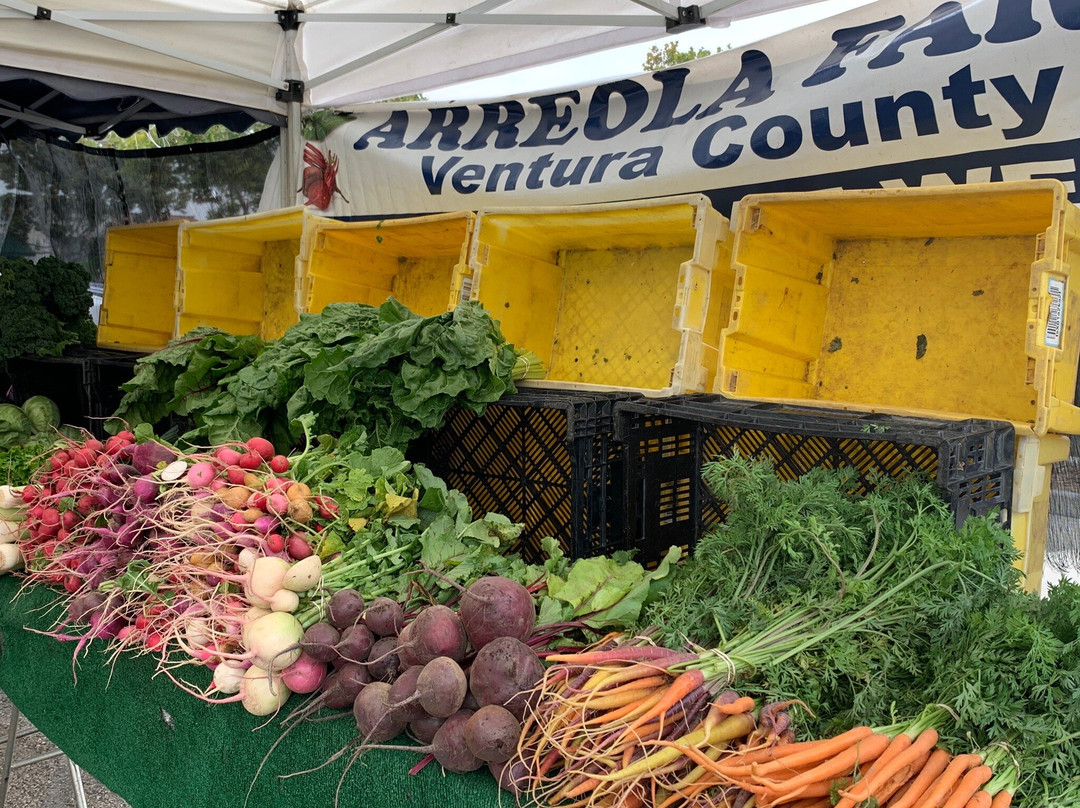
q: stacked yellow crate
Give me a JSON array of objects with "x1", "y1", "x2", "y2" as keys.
[{"x1": 716, "y1": 179, "x2": 1080, "y2": 592}]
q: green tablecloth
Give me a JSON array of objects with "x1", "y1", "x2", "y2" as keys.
[{"x1": 0, "y1": 576, "x2": 503, "y2": 808}]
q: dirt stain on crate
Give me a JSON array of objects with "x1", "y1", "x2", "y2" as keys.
[{"x1": 916, "y1": 334, "x2": 928, "y2": 359}]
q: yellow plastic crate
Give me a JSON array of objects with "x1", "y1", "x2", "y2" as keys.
[
  {"x1": 97, "y1": 220, "x2": 184, "y2": 352},
  {"x1": 718, "y1": 180, "x2": 1080, "y2": 437},
  {"x1": 296, "y1": 212, "x2": 472, "y2": 316},
  {"x1": 454, "y1": 195, "x2": 733, "y2": 396},
  {"x1": 1012, "y1": 434, "x2": 1070, "y2": 594},
  {"x1": 176, "y1": 207, "x2": 328, "y2": 340}
]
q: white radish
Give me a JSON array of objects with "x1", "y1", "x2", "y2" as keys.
[
  {"x1": 213, "y1": 661, "x2": 247, "y2": 694},
  {"x1": 0, "y1": 507, "x2": 25, "y2": 522},
  {"x1": 245, "y1": 587, "x2": 272, "y2": 611},
  {"x1": 160, "y1": 460, "x2": 189, "y2": 482},
  {"x1": 249, "y1": 556, "x2": 292, "y2": 601},
  {"x1": 240, "y1": 666, "x2": 291, "y2": 716},
  {"x1": 0, "y1": 544, "x2": 23, "y2": 573},
  {"x1": 185, "y1": 618, "x2": 210, "y2": 651},
  {"x1": 0, "y1": 486, "x2": 22, "y2": 509},
  {"x1": 245, "y1": 612, "x2": 303, "y2": 670},
  {"x1": 281, "y1": 555, "x2": 322, "y2": 593},
  {"x1": 241, "y1": 607, "x2": 272, "y2": 648},
  {"x1": 236, "y1": 547, "x2": 257, "y2": 572},
  {"x1": 0, "y1": 520, "x2": 24, "y2": 544},
  {"x1": 270, "y1": 589, "x2": 300, "y2": 613}
]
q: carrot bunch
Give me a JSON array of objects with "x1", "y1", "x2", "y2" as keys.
[
  {"x1": 708, "y1": 711, "x2": 1018, "y2": 808},
  {"x1": 512, "y1": 637, "x2": 778, "y2": 808}
]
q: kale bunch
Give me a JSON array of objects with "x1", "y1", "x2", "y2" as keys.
[{"x1": 0, "y1": 256, "x2": 95, "y2": 360}]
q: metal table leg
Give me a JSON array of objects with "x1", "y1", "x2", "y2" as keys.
[
  {"x1": 68, "y1": 758, "x2": 88, "y2": 808},
  {"x1": 0, "y1": 704, "x2": 88, "y2": 808},
  {"x1": 0, "y1": 704, "x2": 20, "y2": 807}
]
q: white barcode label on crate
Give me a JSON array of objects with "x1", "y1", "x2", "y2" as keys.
[
  {"x1": 1046, "y1": 277, "x2": 1066, "y2": 348},
  {"x1": 459, "y1": 273, "x2": 475, "y2": 301}
]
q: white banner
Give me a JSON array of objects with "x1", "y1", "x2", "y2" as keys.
[{"x1": 286, "y1": 0, "x2": 1080, "y2": 217}]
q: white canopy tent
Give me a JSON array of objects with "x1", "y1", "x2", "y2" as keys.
[{"x1": 0, "y1": 0, "x2": 846, "y2": 205}]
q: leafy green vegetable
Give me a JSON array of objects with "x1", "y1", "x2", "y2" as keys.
[
  {"x1": 0, "y1": 256, "x2": 96, "y2": 360},
  {"x1": 201, "y1": 298, "x2": 518, "y2": 450},
  {"x1": 0, "y1": 404, "x2": 34, "y2": 449},
  {"x1": 20, "y1": 396, "x2": 60, "y2": 433},
  {"x1": 111, "y1": 298, "x2": 523, "y2": 453},
  {"x1": 108, "y1": 328, "x2": 264, "y2": 435},
  {"x1": 642, "y1": 455, "x2": 1078, "y2": 808},
  {"x1": 0, "y1": 442, "x2": 48, "y2": 485}
]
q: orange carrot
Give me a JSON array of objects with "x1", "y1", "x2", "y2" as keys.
[
  {"x1": 620, "y1": 668, "x2": 705, "y2": 737},
  {"x1": 909, "y1": 754, "x2": 981, "y2": 808},
  {"x1": 755, "y1": 734, "x2": 892, "y2": 795},
  {"x1": 939, "y1": 766, "x2": 993, "y2": 808},
  {"x1": 988, "y1": 791, "x2": 1012, "y2": 808},
  {"x1": 582, "y1": 687, "x2": 666, "y2": 727},
  {"x1": 784, "y1": 799, "x2": 834, "y2": 808},
  {"x1": 838, "y1": 728, "x2": 939, "y2": 807},
  {"x1": 592, "y1": 674, "x2": 670, "y2": 697},
  {"x1": 887, "y1": 748, "x2": 952, "y2": 808},
  {"x1": 873, "y1": 754, "x2": 930, "y2": 806},
  {"x1": 715, "y1": 695, "x2": 757, "y2": 715},
  {"x1": 963, "y1": 792, "x2": 992, "y2": 808},
  {"x1": 732, "y1": 727, "x2": 878, "y2": 777},
  {"x1": 563, "y1": 776, "x2": 602, "y2": 799},
  {"x1": 768, "y1": 776, "x2": 852, "y2": 805}
]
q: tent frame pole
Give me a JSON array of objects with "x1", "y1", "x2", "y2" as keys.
[{"x1": 281, "y1": 21, "x2": 302, "y2": 209}]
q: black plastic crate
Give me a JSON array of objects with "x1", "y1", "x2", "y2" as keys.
[
  {"x1": 420, "y1": 389, "x2": 634, "y2": 564},
  {"x1": 4, "y1": 348, "x2": 142, "y2": 438},
  {"x1": 617, "y1": 395, "x2": 1015, "y2": 565},
  {"x1": 4, "y1": 354, "x2": 94, "y2": 432},
  {"x1": 87, "y1": 349, "x2": 141, "y2": 430}
]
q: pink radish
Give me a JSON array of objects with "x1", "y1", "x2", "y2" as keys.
[{"x1": 186, "y1": 462, "x2": 216, "y2": 489}]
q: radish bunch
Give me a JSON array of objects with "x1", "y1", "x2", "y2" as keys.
[{"x1": 9, "y1": 431, "x2": 344, "y2": 713}]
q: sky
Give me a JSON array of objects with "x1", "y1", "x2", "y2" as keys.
[{"x1": 425, "y1": 0, "x2": 876, "y2": 102}]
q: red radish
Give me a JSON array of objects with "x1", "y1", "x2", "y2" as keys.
[
  {"x1": 61, "y1": 511, "x2": 78, "y2": 530},
  {"x1": 247, "y1": 437, "x2": 275, "y2": 461},
  {"x1": 249, "y1": 491, "x2": 269, "y2": 511},
  {"x1": 314, "y1": 495, "x2": 339, "y2": 519},
  {"x1": 186, "y1": 462, "x2": 216, "y2": 488},
  {"x1": 210, "y1": 479, "x2": 226, "y2": 491},
  {"x1": 215, "y1": 446, "x2": 243, "y2": 466},
  {"x1": 269, "y1": 455, "x2": 289, "y2": 473},
  {"x1": 229, "y1": 511, "x2": 249, "y2": 527},
  {"x1": 41, "y1": 508, "x2": 60, "y2": 526},
  {"x1": 20, "y1": 486, "x2": 36, "y2": 504},
  {"x1": 238, "y1": 452, "x2": 262, "y2": 470},
  {"x1": 268, "y1": 493, "x2": 289, "y2": 515},
  {"x1": 265, "y1": 533, "x2": 286, "y2": 554},
  {"x1": 281, "y1": 652, "x2": 327, "y2": 694},
  {"x1": 227, "y1": 466, "x2": 248, "y2": 485},
  {"x1": 287, "y1": 533, "x2": 312, "y2": 560},
  {"x1": 115, "y1": 430, "x2": 135, "y2": 442},
  {"x1": 83, "y1": 439, "x2": 104, "y2": 453}
]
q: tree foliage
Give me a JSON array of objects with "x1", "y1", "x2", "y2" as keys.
[{"x1": 642, "y1": 40, "x2": 722, "y2": 71}]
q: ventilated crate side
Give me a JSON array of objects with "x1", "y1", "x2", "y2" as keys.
[
  {"x1": 423, "y1": 391, "x2": 629, "y2": 564},
  {"x1": 618, "y1": 397, "x2": 1015, "y2": 566}
]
